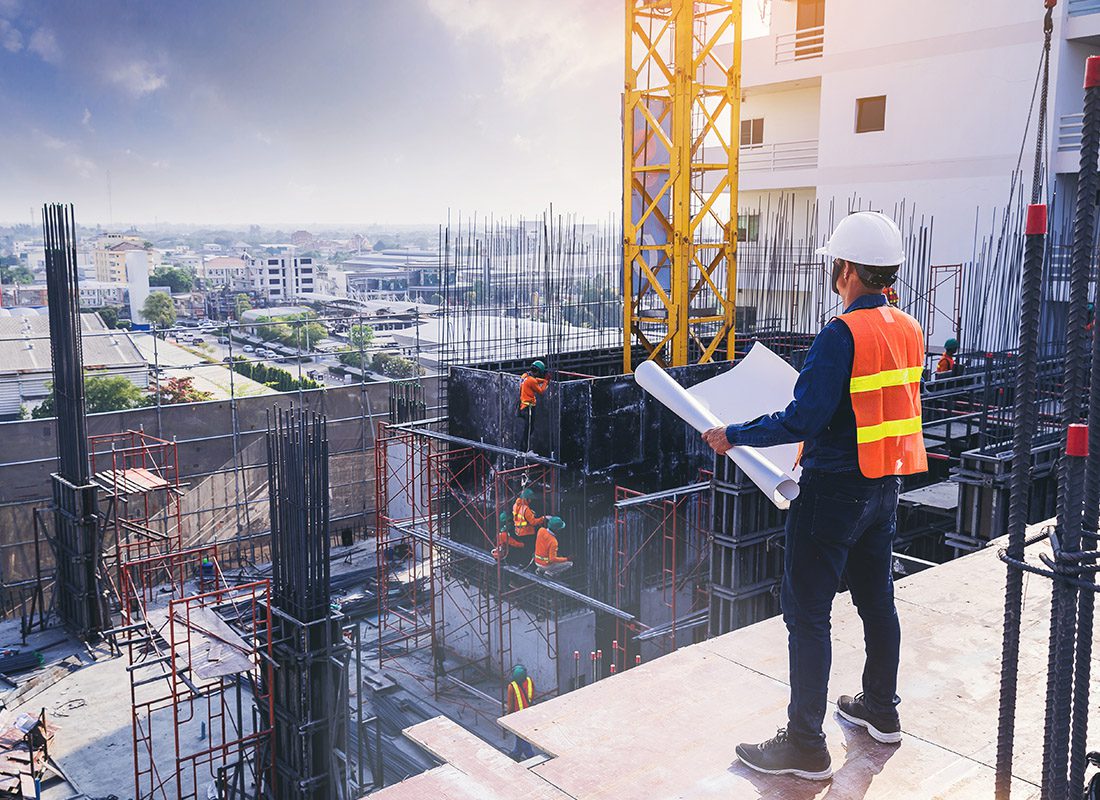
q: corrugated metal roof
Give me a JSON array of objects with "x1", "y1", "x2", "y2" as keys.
[{"x1": 0, "y1": 313, "x2": 146, "y2": 375}]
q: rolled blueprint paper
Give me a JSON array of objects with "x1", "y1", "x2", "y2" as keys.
[{"x1": 634, "y1": 360, "x2": 800, "y2": 509}]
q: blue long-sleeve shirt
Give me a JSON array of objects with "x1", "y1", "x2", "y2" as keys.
[{"x1": 724, "y1": 293, "x2": 889, "y2": 474}]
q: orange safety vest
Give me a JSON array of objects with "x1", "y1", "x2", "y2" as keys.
[
  {"x1": 512, "y1": 498, "x2": 541, "y2": 532},
  {"x1": 836, "y1": 305, "x2": 929, "y2": 479},
  {"x1": 534, "y1": 527, "x2": 566, "y2": 567},
  {"x1": 508, "y1": 677, "x2": 534, "y2": 712},
  {"x1": 935, "y1": 353, "x2": 955, "y2": 374}
]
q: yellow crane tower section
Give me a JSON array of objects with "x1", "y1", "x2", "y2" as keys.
[{"x1": 623, "y1": 0, "x2": 742, "y2": 372}]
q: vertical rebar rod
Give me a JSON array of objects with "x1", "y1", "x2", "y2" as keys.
[{"x1": 995, "y1": 203, "x2": 1047, "y2": 799}]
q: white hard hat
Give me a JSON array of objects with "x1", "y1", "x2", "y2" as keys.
[{"x1": 815, "y1": 211, "x2": 905, "y2": 267}]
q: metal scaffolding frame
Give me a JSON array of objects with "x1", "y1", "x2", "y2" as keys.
[{"x1": 117, "y1": 544, "x2": 274, "y2": 800}]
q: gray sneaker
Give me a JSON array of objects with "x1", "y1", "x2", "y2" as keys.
[{"x1": 836, "y1": 693, "x2": 902, "y2": 744}]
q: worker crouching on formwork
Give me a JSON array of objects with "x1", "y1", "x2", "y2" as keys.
[
  {"x1": 703, "y1": 212, "x2": 928, "y2": 780},
  {"x1": 533, "y1": 516, "x2": 571, "y2": 578}
]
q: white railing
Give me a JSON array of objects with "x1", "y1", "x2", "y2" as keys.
[
  {"x1": 1059, "y1": 113, "x2": 1084, "y2": 152},
  {"x1": 740, "y1": 140, "x2": 819, "y2": 172},
  {"x1": 1069, "y1": 0, "x2": 1100, "y2": 16},
  {"x1": 775, "y1": 25, "x2": 824, "y2": 64}
]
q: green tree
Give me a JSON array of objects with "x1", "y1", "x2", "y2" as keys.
[
  {"x1": 0, "y1": 265, "x2": 34, "y2": 284},
  {"x1": 371, "y1": 353, "x2": 420, "y2": 379},
  {"x1": 142, "y1": 292, "x2": 177, "y2": 328},
  {"x1": 235, "y1": 293, "x2": 252, "y2": 319},
  {"x1": 337, "y1": 324, "x2": 375, "y2": 368},
  {"x1": 95, "y1": 307, "x2": 119, "y2": 329},
  {"x1": 152, "y1": 266, "x2": 194, "y2": 293},
  {"x1": 33, "y1": 375, "x2": 147, "y2": 418}
]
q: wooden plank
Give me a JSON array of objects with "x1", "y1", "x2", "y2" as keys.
[{"x1": 401, "y1": 717, "x2": 566, "y2": 800}]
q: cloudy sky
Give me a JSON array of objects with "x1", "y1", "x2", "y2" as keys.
[{"x1": 0, "y1": 1, "x2": 763, "y2": 226}]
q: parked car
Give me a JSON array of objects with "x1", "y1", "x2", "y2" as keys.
[
  {"x1": 243, "y1": 345, "x2": 255, "y2": 353},
  {"x1": 217, "y1": 336, "x2": 229, "y2": 344}
]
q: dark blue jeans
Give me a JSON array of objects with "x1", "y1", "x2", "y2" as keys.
[{"x1": 782, "y1": 469, "x2": 903, "y2": 750}]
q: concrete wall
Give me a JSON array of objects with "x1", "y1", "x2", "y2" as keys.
[
  {"x1": 439, "y1": 576, "x2": 595, "y2": 697},
  {"x1": 0, "y1": 378, "x2": 441, "y2": 588}
]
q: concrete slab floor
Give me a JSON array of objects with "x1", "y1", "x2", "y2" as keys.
[{"x1": 373, "y1": 527, "x2": 1092, "y2": 800}]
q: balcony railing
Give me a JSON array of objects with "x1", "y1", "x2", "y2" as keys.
[
  {"x1": 1059, "y1": 113, "x2": 1084, "y2": 152},
  {"x1": 775, "y1": 25, "x2": 824, "y2": 64},
  {"x1": 1069, "y1": 0, "x2": 1100, "y2": 16},
  {"x1": 740, "y1": 140, "x2": 819, "y2": 172}
]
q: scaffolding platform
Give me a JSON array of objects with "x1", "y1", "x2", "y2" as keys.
[{"x1": 373, "y1": 525, "x2": 1089, "y2": 799}]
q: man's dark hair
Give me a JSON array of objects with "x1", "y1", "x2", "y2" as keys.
[{"x1": 850, "y1": 261, "x2": 899, "y2": 289}]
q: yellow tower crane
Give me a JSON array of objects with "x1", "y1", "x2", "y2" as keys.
[{"x1": 623, "y1": 0, "x2": 742, "y2": 372}]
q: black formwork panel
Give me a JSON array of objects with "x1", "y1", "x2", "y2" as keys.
[
  {"x1": 952, "y1": 438, "x2": 1060, "y2": 551},
  {"x1": 708, "y1": 456, "x2": 788, "y2": 638}
]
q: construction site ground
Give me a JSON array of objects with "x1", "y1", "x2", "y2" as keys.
[{"x1": 373, "y1": 525, "x2": 1097, "y2": 800}]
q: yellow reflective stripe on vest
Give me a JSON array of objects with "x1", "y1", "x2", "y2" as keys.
[
  {"x1": 855, "y1": 415, "x2": 923, "y2": 444},
  {"x1": 849, "y1": 366, "x2": 923, "y2": 394},
  {"x1": 510, "y1": 678, "x2": 533, "y2": 710}
]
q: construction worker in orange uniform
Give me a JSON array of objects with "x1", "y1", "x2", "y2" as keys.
[
  {"x1": 506, "y1": 664, "x2": 536, "y2": 760},
  {"x1": 703, "y1": 212, "x2": 927, "y2": 780},
  {"x1": 936, "y1": 338, "x2": 958, "y2": 376},
  {"x1": 512, "y1": 488, "x2": 545, "y2": 543},
  {"x1": 492, "y1": 511, "x2": 527, "y2": 566},
  {"x1": 516, "y1": 360, "x2": 549, "y2": 452},
  {"x1": 533, "y1": 516, "x2": 571, "y2": 578}
]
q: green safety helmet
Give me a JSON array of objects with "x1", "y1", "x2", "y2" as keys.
[
  {"x1": 519, "y1": 488, "x2": 535, "y2": 500},
  {"x1": 499, "y1": 511, "x2": 510, "y2": 525},
  {"x1": 511, "y1": 664, "x2": 527, "y2": 682},
  {"x1": 548, "y1": 516, "x2": 565, "y2": 531},
  {"x1": 531, "y1": 360, "x2": 546, "y2": 373},
  {"x1": 944, "y1": 338, "x2": 959, "y2": 353}
]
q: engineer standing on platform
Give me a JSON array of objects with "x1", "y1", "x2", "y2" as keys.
[
  {"x1": 702, "y1": 212, "x2": 928, "y2": 780},
  {"x1": 517, "y1": 360, "x2": 550, "y2": 451}
]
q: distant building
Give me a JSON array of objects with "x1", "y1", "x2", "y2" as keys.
[
  {"x1": 172, "y1": 252, "x2": 204, "y2": 272},
  {"x1": 94, "y1": 235, "x2": 157, "y2": 283},
  {"x1": 78, "y1": 280, "x2": 128, "y2": 308},
  {"x1": 0, "y1": 310, "x2": 147, "y2": 419},
  {"x1": 290, "y1": 230, "x2": 314, "y2": 248},
  {"x1": 247, "y1": 249, "x2": 316, "y2": 301},
  {"x1": 198, "y1": 256, "x2": 249, "y2": 290},
  {"x1": 0, "y1": 283, "x2": 48, "y2": 307}
]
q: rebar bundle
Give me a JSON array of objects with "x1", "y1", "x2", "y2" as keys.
[
  {"x1": 264, "y1": 407, "x2": 350, "y2": 799},
  {"x1": 267, "y1": 407, "x2": 331, "y2": 622},
  {"x1": 42, "y1": 202, "x2": 103, "y2": 638}
]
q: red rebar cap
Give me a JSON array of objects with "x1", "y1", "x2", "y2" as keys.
[
  {"x1": 1067, "y1": 424, "x2": 1089, "y2": 457},
  {"x1": 1026, "y1": 204, "x2": 1048, "y2": 236},
  {"x1": 1087, "y1": 56, "x2": 1100, "y2": 89}
]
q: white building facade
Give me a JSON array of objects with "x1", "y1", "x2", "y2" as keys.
[
  {"x1": 710, "y1": 0, "x2": 1100, "y2": 346},
  {"x1": 247, "y1": 249, "x2": 317, "y2": 301}
]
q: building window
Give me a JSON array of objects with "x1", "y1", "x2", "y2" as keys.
[
  {"x1": 267, "y1": 259, "x2": 280, "y2": 265},
  {"x1": 737, "y1": 212, "x2": 761, "y2": 243},
  {"x1": 268, "y1": 268, "x2": 280, "y2": 275},
  {"x1": 301, "y1": 258, "x2": 312, "y2": 265},
  {"x1": 856, "y1": 95, "x2": 887, "y2": 133},
  {"x1": 740, "y1": 118, "x2": 764, "y2": 146}
]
